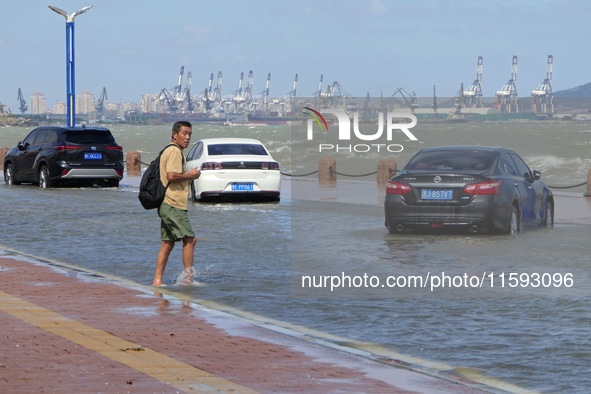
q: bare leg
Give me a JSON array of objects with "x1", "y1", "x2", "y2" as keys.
[
  {"x1": 153, "y1": 240, "x2": 174, "y2": 286},
  {"x1": 181, "y1": 236, "x2": 197, "y2": 284}
]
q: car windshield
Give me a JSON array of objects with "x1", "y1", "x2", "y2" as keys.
[
  {"x1": 64, "y1": 131, "x2": 115, "y2": 144},
  {"x1": 405, "y1": 150, "x2": 496, "y2": 171},
  {"x1": 207, "y1": 143, "x2": 267, "y2": 156}
]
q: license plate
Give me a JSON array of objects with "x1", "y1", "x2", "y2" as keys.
[
  {"x1": 232, "y1": 183, "x2": 253, "y2": 191},
  {"x1": 84, "y1": 152, "x2": 103, "y2": 160},
  {"x1": 421, "y1": 189, "x2": 453, "y2": 200}
]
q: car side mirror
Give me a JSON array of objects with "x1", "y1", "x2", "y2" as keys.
[
  {"x1": 533, "y1": 170, "x2": 541, "y2": 180},
  {"x1": 17, "y1": 141, "x2": 26, "y2": 151}
]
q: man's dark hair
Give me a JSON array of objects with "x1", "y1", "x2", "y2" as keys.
[{"x1": 172, "y1": 120, "x2": 192, "y2": 134}]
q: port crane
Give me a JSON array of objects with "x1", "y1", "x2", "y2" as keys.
[
  {"x1": 95, "y1": 87, "x2": 107, "y2": 118},
  {"x1": 432, "y1": 85, "x2": 438, "y2": 117},
  {"x1": 320, "y1": 81, "x2": 350, "y2": 107},
  {"x1": 252, "y1": 73, "x2": 271, "y2": 114},
  {"x1": 463, "y1": 56, "x2": 483, "y2": 108},
  {"x1": 202, "y1": 71, "x2": 223, "y2": 113},
  {"x1": 174, "y1": 66, "x2": 185, "y2": 99},
  {"x1": 182, "y1": 71, "x2": 194, "y2": 112},
  {"x1": 17, "y1": 88, "x2": 28, "y2": 114},
  {"x1": 496, "y1": 55, "x2": 519, "y2": 113},
  {"x1": 531, "y1": 55, "x2": 553, "y2": 113},
  {"x1": 201, "y1": 73, "x2": 214, "y2": 112},
  {"x1": 158, "y1": 66, "x2": 193, "y2": 113},
  {"x1": 290, "y1": 73, "x2": 298, "y2": 100},
  {"x1": 392, "y1": 87, "x2": 418, "y2": 113}
]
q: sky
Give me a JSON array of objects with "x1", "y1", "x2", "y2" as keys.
[{"x1": 1, "y1": 0, "x2": 590, "y2": 109}]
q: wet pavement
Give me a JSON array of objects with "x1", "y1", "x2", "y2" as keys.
[{"x1": 0, "y1": 256, "x2": 488, "y2": 393}]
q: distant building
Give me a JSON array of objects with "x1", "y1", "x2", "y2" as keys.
[
  {"x1": 76, "y1": 92, "x2": 95, "y2": 115},
  {"x1": 142, "y1": 94, "x2": 163, "y2": 113},
  {"x1": 120, "y1": 101, "x2": 140, "y2": 118},
  {"x1": 30, "y1": 93, "x2": 47, "y2": 114},
  {"x1": 53, "y1": 102, "x2": 67, "y2": 115}
]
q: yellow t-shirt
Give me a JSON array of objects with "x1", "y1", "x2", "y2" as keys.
[{"x1": 159, "y1": 144, "x2": 189, "y2": 210}]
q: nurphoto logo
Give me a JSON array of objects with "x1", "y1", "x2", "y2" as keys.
[{"x1": 303, "y1": 107, "x2": 419, "y2": 153}]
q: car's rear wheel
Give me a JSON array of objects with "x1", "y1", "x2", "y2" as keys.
[
  {"x1": 38, "y1": 166, "x2": 53, "y2": 189},
  {"x1": 507, "y1": 205, "x2": 520, "y2": 235},
  {"x1": 4, "y1": 163, "x2": 14, "y2": 185},
  {"x1": 542, "y1": 200, "x2": 554, "y2": 227}
]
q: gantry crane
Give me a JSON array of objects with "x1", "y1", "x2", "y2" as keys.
[
  {"x1": 432, "y1": 85, "x2": 438, "y2": 117},
  {"x1": 463, "y1": 56, "x2": 484, "y2": 108},
  {"x1": 531, "y1": 55, "x2": 553, "y2": 114},
  {"x1": 392, "y1": 87, "x2": 418, "y2": 113},
  {"x1": 496, "y1": 55, "x2": 519, "y2": 113},
  {"x1": 321, "y1": 81, "x2": 350, "y2": 107},
  {"x1": 174, "y1": 66, "x2": 185, "y2": 99},
  {"x1": 159, "y1": 66, "x2": 194, "y2": 113},
  {"x1": 260, "y1": 73, "x2": 272, "y2": 113},
  {"x1": 182, "y1": 71, "x2": 193, "y2": 112},
  {"x1": 290, "y1": 73, "x2": 298, "y2": 100},
  {"x1": 17, "y1": 88, "x2": 27, "y2": 114},
  {"x1": 95, "y1": 87, "x2": 107, "y2": 118},
  {"x1": 203, "y1": 71, "x2": 223, "y2": 114}
]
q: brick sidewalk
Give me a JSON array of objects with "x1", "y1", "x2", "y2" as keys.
[{"x1": 0, "y1": 256, "x2": 487, "y2": 393}]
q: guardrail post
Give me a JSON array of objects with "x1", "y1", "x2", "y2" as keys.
[
  {"x1": 587, "y1": 169, "x2": 591, "y2": 197},
  {"x1": 318, "y1": 156, "x2": 336, "y2": 185},
  {"x1": 0, "y1": 147, "x2": 8, "y2": 169},
  {"x1": 377, "y1": 158, "x2": 397, "y2": 188},
  {"x1": 126, "y1": 150, "x2": 142, "y2": 176}
]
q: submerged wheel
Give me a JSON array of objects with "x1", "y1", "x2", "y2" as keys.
[
  {"x1": 542, "y1": 200, "x2": 554, "y2": 227},
  {"x1": 507, "y1": 205, "x2": 520, "y2": 235},
  {"x1": 4, "y1": 163, "x2": 14, "y2": 185},
  {"x1": 38, "y1": 165, "x2": 53, "y2": 189}
]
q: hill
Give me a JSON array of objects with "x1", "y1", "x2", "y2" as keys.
[{"x1": 554, "y1": 82, "x2": 591, "y2": 97}]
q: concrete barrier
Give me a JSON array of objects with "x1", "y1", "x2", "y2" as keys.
[
  {"x1": 318, "y1": 156, "x2": 336, "y2": 185},
  {"x1": 125, "y1": 151, "x2": 142, "y2": 176},
  {"x1": 377, "y1": 158, "x2": 397, "y2": 188}
]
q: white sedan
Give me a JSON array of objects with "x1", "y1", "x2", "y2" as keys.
[{"x1": 185, "y1": 138, "x2": 281, "y2": 202}]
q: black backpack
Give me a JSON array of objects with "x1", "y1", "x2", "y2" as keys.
[{"x1": 138, "y1": 144, "x2": 180, "y2": 210}]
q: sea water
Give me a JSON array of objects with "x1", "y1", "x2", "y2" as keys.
[{"x1": 1, "y1": 121, "x2": 590, "y2": 392}]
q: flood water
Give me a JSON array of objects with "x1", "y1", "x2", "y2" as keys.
[{"x1": 1, "y1": 121, "x2": 590, "y2": 392}]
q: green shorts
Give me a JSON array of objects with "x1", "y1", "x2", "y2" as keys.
[{"x1": 159, "y1": 203, "x2": 195, "y2": 242}]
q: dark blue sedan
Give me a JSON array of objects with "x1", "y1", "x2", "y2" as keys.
[{"x1": 384, "y1": 146, "x2": 554, "y2": 234}]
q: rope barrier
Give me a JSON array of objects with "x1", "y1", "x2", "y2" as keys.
[
  {"x1": 281, "y1": 170, "x2": 318, "y2": 177},
  {"x1": 334, "y1": 170, "x2": 378, "y2": 177},
  {"x1": 548, "y1": 181, "x2": 588, "y2": 190},
  {"x1": 281, "y1": 169, "x2": 380, "y2": 178}
]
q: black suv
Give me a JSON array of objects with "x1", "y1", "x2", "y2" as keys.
[{"x1": 3, "y1": 125, "x2": 124, "y2": 188}]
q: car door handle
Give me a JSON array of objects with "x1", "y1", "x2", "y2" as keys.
[{"x1": 513, "y1": 182, "x2": 518, "y2": 187}]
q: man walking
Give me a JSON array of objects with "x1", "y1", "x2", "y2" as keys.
[{"x1": 153, "y1": 121, "x2": 201, "y2": 286}]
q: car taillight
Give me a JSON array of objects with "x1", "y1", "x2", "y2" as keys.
[
  {"x1": 464, "y1": 180, "x2": 501, "y2": 195},
  {"x1": 201, "y1": 162, "x2": 222, "y2": 170},
  {"x1": 386, "y1": 180, "x2": 411, "y2": 194},
  {"x1": 262, "y1": 162, "x2": 279, "y2": 170},
  {"x1": 55, "y1": 145, "x2": 82, "y2": 151},
  {"x1": 106, "y1": 145, "x2": 123, "y2": 151}
]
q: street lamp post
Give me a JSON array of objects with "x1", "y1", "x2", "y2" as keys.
[{"x1": 48, "y1": 5, "x2": 93, "y2": 127}]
